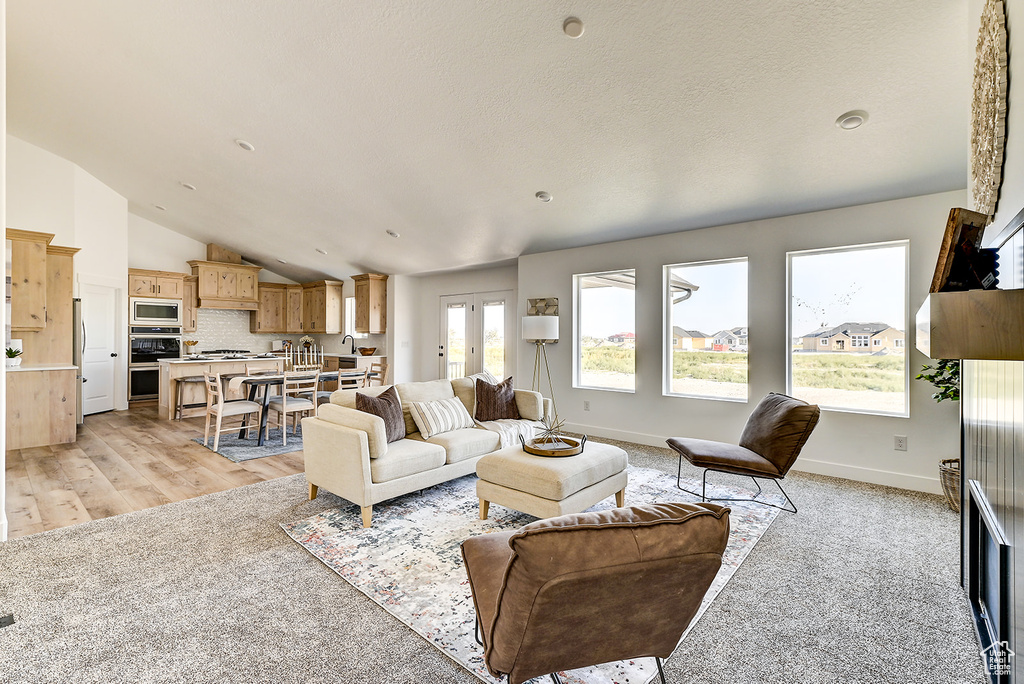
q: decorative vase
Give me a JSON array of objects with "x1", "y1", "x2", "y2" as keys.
[{"x1": 6, "y1": 357, "x2": 22, "y2": 367}]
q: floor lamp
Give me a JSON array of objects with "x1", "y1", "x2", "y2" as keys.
[{"x1": 522, "y1": 315, "x2": 559, "y2": 418}]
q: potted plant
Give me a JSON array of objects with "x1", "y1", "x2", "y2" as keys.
[
  {"x1": 916, "y1": 359, "x2": 960, "y2": 512},
  {"x1": 5, "y1": 347, "x2": 24, "y2": 367}
]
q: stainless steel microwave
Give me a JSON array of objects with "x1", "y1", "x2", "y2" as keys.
[{"x1": 130, "y1": 297, "x2": 183, "y2": 326}]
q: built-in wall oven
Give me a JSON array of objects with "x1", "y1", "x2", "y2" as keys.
[
  {"x1": 129, "y1": 325, "x2": 182, "y2": 400},
  {"x1": 130, "y1": 297, "x2": 183, "y2": 326}
]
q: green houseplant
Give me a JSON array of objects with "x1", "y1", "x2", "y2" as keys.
[
  {"x1": 916, "y1": 359, "x2": 961, "y2": 512},
  {"x1": 5, "y1": 347, "x2": 24, "y2": 367}
]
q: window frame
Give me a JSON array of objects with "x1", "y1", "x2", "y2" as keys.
[
  {"x1": 662, "y1": 256, "x2": 748, "y2": 403},
  {"x1": 573, "y1": 268, "x2": 637, "y2": 394},
  {"x1": 785, "y1": 240, "x2": 910, "y2": 418}
]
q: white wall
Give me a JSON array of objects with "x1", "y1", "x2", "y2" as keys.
[
  {"x1": 6, "y1": 135, "x2": 74, "y2": 245},
  {"x1": 1, "y1": 0, "x2": 9, "y2": 542},
  {"x1": 127, "y1": 213, "x2": 205, "y2": 271},
  {"x1": 518, "y1": 190, "x2": 966, "y2": 493},
  {"x1": 403, "y1": 265, "x2": 518, "y2": 382}
]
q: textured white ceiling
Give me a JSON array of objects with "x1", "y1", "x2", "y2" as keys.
[{"x1": 7, "y1": 1, "x2": 969, "y2": 281}]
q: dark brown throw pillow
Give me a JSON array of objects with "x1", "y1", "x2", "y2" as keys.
[
  {"x1": 475, "y1": 376, "x2": 520, "y2": 422},
  {"x1": 356, "y1": 386, "x2": 405, "y2": 443}
]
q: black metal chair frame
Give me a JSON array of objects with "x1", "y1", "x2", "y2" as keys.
[{"x1": 676, "y1": 456, "x2": 797, "y2": 514}]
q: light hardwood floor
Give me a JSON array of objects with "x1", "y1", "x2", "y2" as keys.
[{"x1": 5, "y1": 404, "x2": 304, "y2": 539}]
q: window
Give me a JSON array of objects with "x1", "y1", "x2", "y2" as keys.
[
  {"x1": 788, "y1": 241, "x2": 908, "y2": 416},
  {"x1": 820, "y1": 338, "x2": 828, "y2": 346},
  {"x1": 664, "y1": 258, "x2": 748, "y2": 400},
  {"x1": 575, "y1": 269, "x2": 636, "y2": 391},
  {"x1": 344, "y1": 297, "x2": 368, "y2": 339}
]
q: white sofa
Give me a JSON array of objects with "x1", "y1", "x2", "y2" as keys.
[{"x1": 302, "y1": 377, "x2": 551, "y2": 527}]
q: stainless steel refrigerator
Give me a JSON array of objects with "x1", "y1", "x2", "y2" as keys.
[{"x1": 73, "y1": 297, "x2": 84, "y2": 424}]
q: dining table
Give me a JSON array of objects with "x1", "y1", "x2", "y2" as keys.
[{"x1": 227, "y1": 370, "x2": 372, "y2": 446}]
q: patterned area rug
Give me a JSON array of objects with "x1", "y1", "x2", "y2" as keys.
[
  {"x1": 282, "y1": 465, "x2": 782, "y2": 684},
  {"x1": 192, "y1": 427, "x2": 302, "y2": 462}
]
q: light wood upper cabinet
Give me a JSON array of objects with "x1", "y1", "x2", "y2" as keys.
[
  {"x1": 353, "y1": 273, "x2": 388, "y2": 334},
  {"x1": 8, "y1": 229, "x2": 54, "y2": 331},
  {"x1": 187, "y1": 260, "x2": 261, "y2": 310},
  {"x1": 302, "y1": 280, "x2": 343, "y2": 334},
  {"x1": 128, "y1": 269, "x2": 186, "y2": 300},
  {"x1": 250, "y1": 283, "x2": 287, "y2": 333},
  {"x1": 182, "y1": 276, "x2": 198, "y2": 333},
  {"x1": 286, "y1": 285, "x2": 304, "y2": 333}
]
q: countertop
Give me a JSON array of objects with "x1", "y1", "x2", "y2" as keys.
[
  {"x1": 6, "y1": 363, "x2": 79, "y2": 372},
  {"x1": 159, "y1": 356, "x2": 283, "y2": 364}
]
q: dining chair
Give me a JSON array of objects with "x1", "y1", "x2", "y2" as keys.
[
  {"x1": 267, "y1": 370, "x2": 319, "y2": 445},
  {"x1": 366, "y1": 361, "x2": 388, "y2": 387},
  {"x1": 202, "y1": 372, "x2": 264, "y2": 451},
  {"x1": 317, "y1": 368, "x2": 367, "y2": 407}
]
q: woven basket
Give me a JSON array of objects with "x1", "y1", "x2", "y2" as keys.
[{"x1": 939, "y1": 458, "x2": 961, "y2": 513}]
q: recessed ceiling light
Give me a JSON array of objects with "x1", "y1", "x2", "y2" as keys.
[
  {"x1": 235, "y1": 139, "x2": 255, "y2": 152},
  {"x1": 277, "y1": 258, "x2": 288, "y2": 264},
  {"x1": 835, "y1": 110, "x2": 868, "y2": 130},
  {"x1": 386, "y1": 230, "x2": 400, "y2": 238},
  {"x1": 536, "y1": 191, "x2": 553, "y2": 202},
  {"x1": 563, "y1": 17, "x2": 584, "y2": 38},
  {"x1": 179, "y1": 182, "x2": 197, "y2": 191},
  {"x1": 315, "y1": 248, "x2": 328, "y2": 255},
  {"x1": 153, "y1": 204, "x2": 166, "y2": 211}
]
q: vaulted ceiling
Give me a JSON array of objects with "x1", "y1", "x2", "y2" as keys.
[{"x1": 7, "y1": 1, "x2": 968, "y2": 281}]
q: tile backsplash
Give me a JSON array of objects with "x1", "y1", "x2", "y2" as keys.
[{"x1": 188, "y1": 309, "x2": 386, "y2": 356}]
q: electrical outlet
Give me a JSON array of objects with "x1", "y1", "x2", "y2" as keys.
[
  {"x1": 894, "y1": 435, "x2": 907, "y2": 451},
  {"x1": 0, "y1": 613, "x2": 14, "y2": 628},
  {"x1": 583, "y1": 400, "x2": 590, "y2": 411}
]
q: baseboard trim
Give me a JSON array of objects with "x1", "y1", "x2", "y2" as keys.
[
  {"x1": 564, "y1": 422, "x2": 943, "y2": 495},
  {"x1": 0, "y1": 511, "x2": 7, "y2": 543}
]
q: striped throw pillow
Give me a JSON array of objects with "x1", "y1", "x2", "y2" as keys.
[{"x1": 409, "y1": 396, "x2": 475, "y2": 439}]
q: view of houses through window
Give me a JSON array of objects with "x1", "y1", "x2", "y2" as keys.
[
  {"x1": 575, "y1": 270, "x2": 636, "y2": 391},
  {"x1": 665, "y1": 258, "x2": 748, "y2": 400},
  {"x1": 788, "y1": 241, "x2": 908, "y2": 415}
]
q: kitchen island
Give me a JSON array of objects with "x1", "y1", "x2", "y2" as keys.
[{"x1": 157, "y1": 356, "x2": 284, "y2": 420}]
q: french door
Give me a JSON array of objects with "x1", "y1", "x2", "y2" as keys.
[{"x1": 439, "y1": 290, "x2": 514, "y2": 380}]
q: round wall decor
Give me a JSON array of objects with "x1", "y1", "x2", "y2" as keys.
[{"x1": 970, "y1": 0, "x2": 1008, "y2": 218}]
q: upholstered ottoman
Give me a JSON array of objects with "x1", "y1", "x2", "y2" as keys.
[{"x1": 475, "y1": 441, "x2": 629, "y2": 520}]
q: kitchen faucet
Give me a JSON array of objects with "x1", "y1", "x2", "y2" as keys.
[{"x1": 341, "y1": 334, "x2": 355, "y2": 354}]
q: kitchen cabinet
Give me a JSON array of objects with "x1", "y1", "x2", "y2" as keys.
[
  {"x1": 128, "y1": 269, "x2": 185, "y2": 299},
  {"x1": 250, "y1": 283, "x2": 287, "y2": 333},
  {"x1": 182, "y1": 276, "x2": 198, "y2": 332},
  {"x1": 20, "y1": 245, "x2": 80, "y2": 366},
  {"x1": 286, "y1": 285, "x2": 304, "y2": 333},
  {"x1": 6, "y1": 367, "x2": 78, "y2": 449},
  {"x1": 8, "y1": 228, "x2": 53, "y2": 331},
  {"x1": 302, "y1": 280, "x2": 344, "y2": 334},
  {"x1": 352, "y1": 273, "x2": 388, "y2": 334},
  {"x1": 188, "y1": 260, "x2": 261, "y2": 310}
]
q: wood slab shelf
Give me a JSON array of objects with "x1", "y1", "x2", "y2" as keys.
[{"x1": 916, "y1": 289, "x2": 1024, "y2": 360}]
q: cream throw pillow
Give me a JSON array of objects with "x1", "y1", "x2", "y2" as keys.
[{"x1": 409, "y1": 396, "x2": 475, "y2": 439}]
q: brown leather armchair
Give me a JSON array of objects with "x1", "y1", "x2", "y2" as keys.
[
  {"x1": 461, "y1": 502, "x2": 731, "y2": 684},
  {"x1": 667, "y1": 392, "x2": 820, "y2": 513}
]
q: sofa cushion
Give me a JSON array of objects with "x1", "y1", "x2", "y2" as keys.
[
  {"x1": 409, "y1": 396, "x2": 475, "y2": 439},
  {"x1": 356, "y1": 386, "x2": 405, "y2": 443},
  {"x1": 396, "y1": 379, "x2": 456, "y2": 436},
  {"x1": 369, "y1": 438, "x2": 446, "y2": 483},
  {"x1": 409, "y1": 427, "x2": 500, "y2": 464},
  {"x1": 475, "y1": 377, "x2": 520, "y2": 422},
  {"x1": 331, "y1": 384, "x2": 392, "y2": 409},
  {"x1": 512, "y1": 390, "x2": 544, "y2": 421},
  {"x1": 316, "y1": 404, "x2": 389, "y2": 459}
]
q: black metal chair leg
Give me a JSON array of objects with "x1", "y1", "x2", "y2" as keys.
[
  {"x1": 655, "y1": 657, "x2": 668, "y2": 684},
  {"x1": 474, "y1": 615, "x2": 483, "y2": 646},
  {"x1": 676, "y1": 468, "x2": 797, "y2": 513}
]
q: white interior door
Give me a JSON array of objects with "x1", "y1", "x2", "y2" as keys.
[
  {"x1": 439, "y1": 291, "x2": 514, "y2": 380},
  {"x1": 80, "y1": 283, "x2": 118, "y2": 414}
]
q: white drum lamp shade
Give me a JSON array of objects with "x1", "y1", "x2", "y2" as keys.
[{"x1": 522, "y1": 315, "x2": 559, "y2": 341}]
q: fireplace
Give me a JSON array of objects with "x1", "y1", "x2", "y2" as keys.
[{"x1": 965, "y1": 479, "x2": 1012, "y2": 682}]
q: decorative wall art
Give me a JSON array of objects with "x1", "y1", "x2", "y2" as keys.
[{"x1": 970, "y1": 0, "x2": 1008, "y2": 218}]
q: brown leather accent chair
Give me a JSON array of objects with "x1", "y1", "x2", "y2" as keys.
[
  {"x1": 461, "y1": 502, "x2": 731, "y2": 684},
  {"x1": 667, "y1": 392, "x2": 820, "y2": 513}
]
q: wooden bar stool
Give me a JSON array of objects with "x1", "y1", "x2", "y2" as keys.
[{"x1": 174, "y1": 375, "x2": 207, "y2": 420}]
